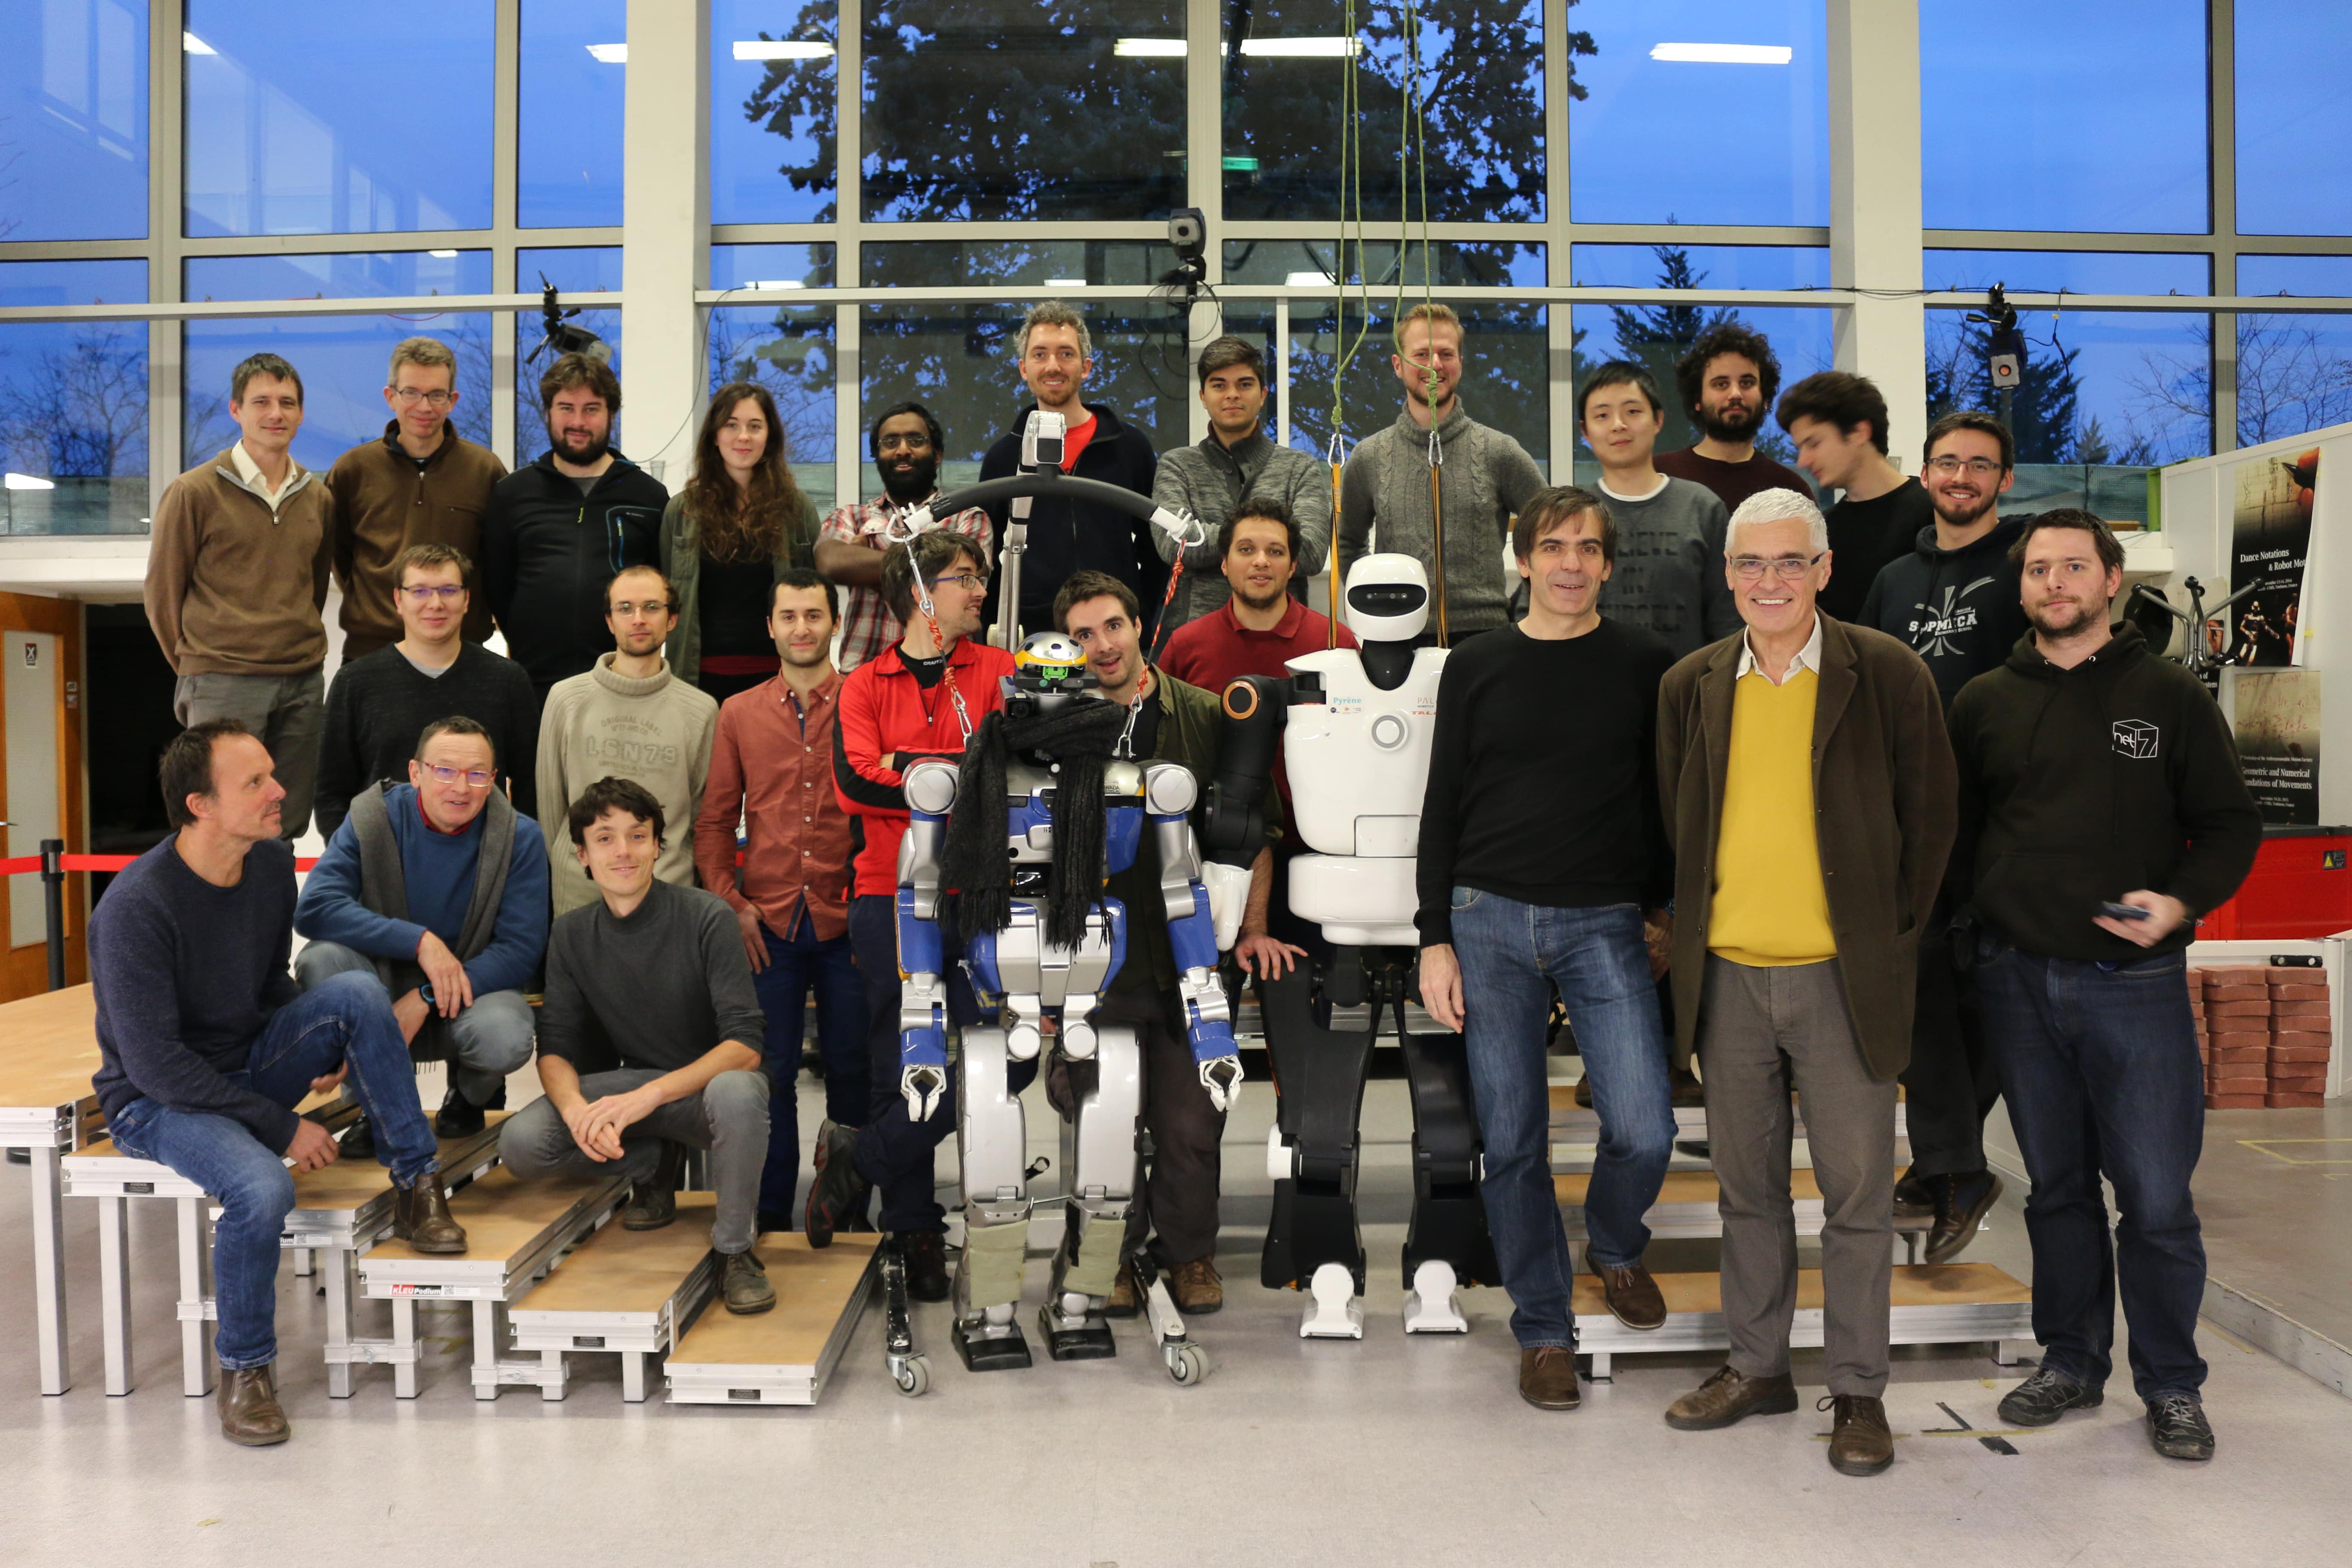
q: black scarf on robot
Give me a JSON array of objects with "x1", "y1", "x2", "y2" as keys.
[{"x1": 942, "y1": 697, "x2": 1133, "y2": 950}]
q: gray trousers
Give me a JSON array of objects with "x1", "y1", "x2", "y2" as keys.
[
  {"x1": 175, "y1": 669, "x2": 325, "y2": 842},
  {"x1": 1699, "y1": 955, "x2": 1896, "y2": 1397},
  {"x1": 293, "y1": 940, "x2": 536, "y2": 1106},
  {"x1": 498, "y1": 1067, "x2": 770, "y2": 1254}
]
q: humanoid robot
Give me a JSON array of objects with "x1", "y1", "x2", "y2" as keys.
[
  {"x1": 1240, "y1": 555, "x2": 1498, "y2": 1337},
  {"x1": 890, "y1": 632, "x2": 1256, "y2": 1385}
]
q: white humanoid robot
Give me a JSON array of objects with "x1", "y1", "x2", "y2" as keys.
[{"x1": 1243, "y1": 555, "x2": 1498, "y2": 1337}]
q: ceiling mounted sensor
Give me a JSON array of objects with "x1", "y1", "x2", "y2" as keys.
[{"x1": 1648, "y1": 43, "x2": 1793, "y2": 64}]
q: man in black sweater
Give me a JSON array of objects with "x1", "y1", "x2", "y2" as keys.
[
  {"x1": 977, "y1": 302, "x2": 1164, "y2": 637},
  {"x1": 480, "y1": 354, "x2": 668, "y2": 704},
  {"x1": 89, "y1": 720, "x2": 463, "y2": 1447},
  {"x1": 1951, "y1": 511, "x2": 2260, "y2": 1464},
  {"x1": 1415, "y1": 487, "x2": 1678, "y2": 1413},
  {"x1": 1775, "y1": 371, "x2": 1934, "y2": 624},
  {"x1": 313, "y1": 542, "x2": 541, "y2": 838}
]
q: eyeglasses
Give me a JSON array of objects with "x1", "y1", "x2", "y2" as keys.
[
  {"x1": 422, "y1": 764, "x2": 495, "y2": 789},
  {"x1": 1730, "y1": 553, "x2": 1824, "y2": 582},
  {"x1": 389, "y1": 387, "x2": 453, "y2": 407},
  {"x1": 400, "y1": 584, "x2": 465, "y2": 603},
  {"x1": 609, "y1": 600, "x2": 672, "y2": 618},
  {"x1": 1926, "y1": 455, "x2": 2005, "y2": 478},
  {"x1": 930, "y1": 573, "x2": 983, "y2": 591}
]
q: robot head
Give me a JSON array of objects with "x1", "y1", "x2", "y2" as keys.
[
  {"x1": 1343, "y1": 554, "x2": 1430, "y2": 643},
  {"x1": 1008, "y1": 629, "x2": 1099, "y2": 714}
]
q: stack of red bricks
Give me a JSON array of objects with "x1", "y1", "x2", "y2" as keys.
[{"x1": 2194, "y1": 964, "x2": 2332, "y2": 1109}]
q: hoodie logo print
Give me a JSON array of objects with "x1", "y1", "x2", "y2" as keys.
[
  {"x1": 1909, "y1": 574, "x2": 2000, "y2": 658},
  {"x1": 2112, "y1": 719, "x2": 2159, "y2": 760}
]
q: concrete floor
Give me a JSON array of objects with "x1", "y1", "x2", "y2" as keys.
[{"x1": 4, "y1": 1070, "x2": 2349, "y2": 1568}]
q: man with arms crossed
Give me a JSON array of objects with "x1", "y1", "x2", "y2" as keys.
[
  {"x1": 1416, "y1": 488, "x2": 1679, "y2": 1412},
  {"x1": 814, "y1": 402, "x2": 993, "y2": 673}
]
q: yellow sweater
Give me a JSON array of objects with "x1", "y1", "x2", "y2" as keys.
[{"x1": 1709, "y1": 667, "x2": 1838, "y2": 966}]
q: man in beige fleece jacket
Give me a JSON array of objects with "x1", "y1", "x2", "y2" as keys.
[
  {"x1": 536, "y1": 564, "x2": 719, "y2": 918},
  {"x1": 143, "y1": 352, "x2": 337, "y2": 842}
]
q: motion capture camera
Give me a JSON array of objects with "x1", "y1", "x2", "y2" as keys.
[
  {"x1": 1020, "y1": 409, "x2": 1066, "y2": 473},
  {"x1": 1168, "y1": 207, "x2": 1207, "y2": 265},
  {"x1": 530, "y1": 273, "x2": 610, "y2": 367},
  {"x1": 1969, "y1": 283, "x2": 2023, "y2": 397}
]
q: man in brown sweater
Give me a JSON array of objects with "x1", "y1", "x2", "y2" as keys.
[
  {"x1": 144, "y1": 352, "x2": 336, "y2": 842},
  {"x1": 326, "y1": 336, "x2": 508, "y2": 659}
]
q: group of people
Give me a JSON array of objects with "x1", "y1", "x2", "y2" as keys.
[{"x1": 96, "y1": 302, "x2": 2257, "y2": 1476}]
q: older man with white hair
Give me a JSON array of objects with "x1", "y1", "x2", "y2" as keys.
[{"x1": 1653, "y1": 488, "x2": 1957, "y2": 1478}]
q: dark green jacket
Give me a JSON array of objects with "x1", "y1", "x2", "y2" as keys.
[{"x1": 659, "y1": 489, "x2": 820, "y2": 683}]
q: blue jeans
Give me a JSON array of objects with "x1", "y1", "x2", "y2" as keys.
[
  {"x1": 1975, "y1": 940, "x2": 2207, "y2": 1399},
  {"x1": 103, "y1": 972, "x2": 437, "y2": 1370},
  {"x1": 752, "y1": 912, "x2": 869, "y2": 1219},
  {"x1": 1449, "y1": 892, "x2": 1677, "y2": 1349},
  {"x1": 293, "y1": 940, "x2": 537, "y2": 1106}
]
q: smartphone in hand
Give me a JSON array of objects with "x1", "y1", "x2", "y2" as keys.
[{"x1": 2098, "y1": 900, "x2": 2152, "y2": 921}]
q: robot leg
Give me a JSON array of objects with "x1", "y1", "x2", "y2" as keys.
[
  {"x1": 881, "y1": 1241, "x2": 928, "y2": 1396},
  {"x1": 952, "y1": 1026, "x2": 1034, "y2": 1372},
  {"x1": 1039, "y1": 1023, "x2": 1139, "y2": 1361},
  {"x1": 1257, "y1": 964, "x2": 1374, "y2": 1339},
  {"x1": 1397, "y1": 992, "x2": 1501, "y2": 1335}
]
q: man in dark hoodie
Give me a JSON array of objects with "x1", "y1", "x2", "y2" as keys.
[
  {"x1": 480, "y1": 353, "x2": 669, "y2": 706},
  {"x1": 977, "y1": 302, "x2": 1164, "y2": 638},
  {"x1": 1854, "y1": 410, "x2": 2034, "y2": 1262},
  {"x1": 1951, "y1": 510, "x2": 2260, "y2": 1465}
]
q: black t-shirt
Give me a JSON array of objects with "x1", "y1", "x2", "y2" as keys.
[
  {"x1": 1125, "y1": 686, "x2": 1162, "y2": 760},
  {"x1": 698, "y1": 552, "x2": 778, "y2": 659},
  {"x1": 1822, "y1": 477, "x2": 1935, "y2": 624},
  {"x1": 902, "y1": 649, "x2": 946, "y2": 689}
]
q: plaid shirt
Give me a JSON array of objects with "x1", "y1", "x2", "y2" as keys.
[{"x1": 818, "y1": 492, "x2": 995, "y2": 671}]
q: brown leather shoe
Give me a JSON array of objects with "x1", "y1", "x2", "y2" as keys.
[
  {"x1": 1104, "y1": 1259, "x2": 1141, "y2": 1318},
  {"x1": 1925, "y1": 1171, "x2": 2004, "y2": 1265},
  {"x1": 1664, "y1": 1364, "x2": 1800, "y2": 1430},
  {"x1": 1822, "y1": 1393, "x2": 1895, "y2": 1475},
  {"x1": 1519, "y1": 1346, "x2": 1581, "y2": 1410},
  {"x1": 1170, "y1": 1257, "x2": 1224, "y2": 1315},
  {"x1": 392, "y1": 1174, "x2": 466, "y2": 1254},
  {"x1": 1669, "y1": 1066, "x2": 1706, "y2": 1109},
  {"x1": 1583, "y1": 1245, "x2": 1666, "y2": 1330},
  {"x1": 218, "y1": 1363, "x2": 290, "y2": 1446}
]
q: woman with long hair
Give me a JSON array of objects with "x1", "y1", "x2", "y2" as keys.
[{"x1": 660, "y1": 380, "x2": 822, "y2": 701}]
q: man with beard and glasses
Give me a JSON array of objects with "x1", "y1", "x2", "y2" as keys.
[
  {"x1": 1775, "y1": 371, "x2": 1933, "y2": 625},
  {"x1": 816, "y1": 402, "x2": 993, "y2": 673},
  {"x1": 482, "y1": 353, "x2": 670, "y2": 707},
  {"x1": 1657, "y1": 323, "x2": 1813, "y2": 518}
]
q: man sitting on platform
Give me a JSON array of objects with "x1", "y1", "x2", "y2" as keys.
[
  {"x1": 497, "y1": 777, "x2": 778, "y2": 1315},
  {"x1": 294, "y1": 716, "x2": 550, "y2": 1148},
  {"x1": 91, "y1": 719, "x2": 465, "y2": 1449}
]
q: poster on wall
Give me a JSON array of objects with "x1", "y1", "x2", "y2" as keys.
[
  {"x1": 2234, "y1": 669, "x2": 2321, "y2": 826},
  {"x1": 2227, "y1": 447, "x2": 2318, "y2": 667}
]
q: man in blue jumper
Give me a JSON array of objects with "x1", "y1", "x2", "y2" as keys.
[
  {"x1": 294, "y1": 714, "x2": 551, "y2": 1144},
  {"x1": 90, "y1": 720, "x2": 466, "y2": 1448}
]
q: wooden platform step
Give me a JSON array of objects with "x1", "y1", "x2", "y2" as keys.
[
  {"x1": 665, "y1": 1233, "x2": 882, "y2": 1406},
  {"x1": 1571, "y1": 1263, "x2": 2035, "y2": 1379},
  {"x1": 509, "y1": 1193, "x2": 720, "y2": 1403}
]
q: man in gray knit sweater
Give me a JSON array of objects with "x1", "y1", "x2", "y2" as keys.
[
  {"x1": 1151, "y1": 336, "x2": 1332, "y2": 638},
  {"x1": 1581, "y1": 360, "x2": 1740, "y2": 659},
  {"x1": 1336, "y1": 303, "x2": 1547, "y2": 640}
]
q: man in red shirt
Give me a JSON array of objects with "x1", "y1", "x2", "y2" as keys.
[
  {"x1": 808, "y1": 530, "x2": 1017, "y2": 1299},
  {"x1": 692, "y1": 567, "x2": 864, "y2": 1236}
]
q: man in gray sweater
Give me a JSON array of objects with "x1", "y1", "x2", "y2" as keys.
[
  {"x1": 1581, "y1": 360, "x2": 1741, "y2": 659},
  {"x1": 497, "y1": 777, "x2": 778, "y2": 1315},
  {"x1": 1151, "y1": 336, "x2": 1333, "y2": 638},
  {"x1": 1336, "y1": 303, "x2": 1547, "y2": 640}
]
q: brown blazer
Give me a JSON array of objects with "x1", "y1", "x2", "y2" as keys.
[{"x1": 1657, "y1": 615, "x2": 1957, "y2": 1081}]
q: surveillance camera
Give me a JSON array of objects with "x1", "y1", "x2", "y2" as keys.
[{"x1": 1168, "y1": 207, "x2": 1207, "y2": 263}]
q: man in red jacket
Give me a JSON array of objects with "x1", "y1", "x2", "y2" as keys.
[{"x1": 808, "y1": 529, "x2": 1017, "y2": 1301}]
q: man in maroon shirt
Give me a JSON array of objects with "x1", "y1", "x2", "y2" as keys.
[
  {"x1": 1655, "y1": 322, "x2": 1813, "y2": 516},
  {"x1": 692, "y1": 567, "x2": 865, "y2": 1235}
]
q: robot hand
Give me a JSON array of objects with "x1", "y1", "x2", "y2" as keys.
[
  {"x1": 1150, "y1": 505, "x2": 1209, "y2": 551},
  {"x1": 900, "y1": 1060, "x2": 947, "y2": 1122},
  {"x1": 871, "y1": 506, "x2": 934, "y2": 545},
  {"x1": 1197, "y1": 1050, "x2": 1245, "y2": 1115},
  {"x1": 898, "y1": 972, "x2": 951, "y2": 1121}
]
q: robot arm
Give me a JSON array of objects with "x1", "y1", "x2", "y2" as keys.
[
  {"x1": 1199, "y1": 675, "x2": 1285, "y2": 947},
  {"x1": 1143, "y1": 762, "x2": 1246, "y2": 1113},
  {"x1": 894, "y1": 760, "x2": 962, "y2": 1121}
]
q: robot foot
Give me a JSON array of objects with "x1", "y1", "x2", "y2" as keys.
[
  {"x1": 1300, "y1": 1261, "x2": 1365, "y2": 1340},
  {"x1": 1402, "y1": 1258, "x2": 1470, "y2": 1335},
  {"x1": 952, "y1": 1316, "x2": 1034, "y2": 1373},
  {"x1": 1135, "y1": 1264, "x2": 1210, "y2": 1387},
  {"x1": 880, "y1": 1247, "x2": 931, "y2": 1397},
  {"x1": 1038, "y1": 1297, "x2": 1119, "y2": 1361}
]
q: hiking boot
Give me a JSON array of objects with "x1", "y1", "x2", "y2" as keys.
[
  {"x1": 721, "y1": 1249, "x2": 776, "y2": 1315},
  {"x1": 2146, "y1": 1391, "x2": 2216, "y2": 1461},
  {"x1": 1822, "y1": 1394, "x2": 1894, "y2": 1476},
  {"x1": 392, "y1": 1173, "x2": 466, "y2": 1253},
  {"x1": 434, "y1": 1081, "x2": 505, "y2": 1140},
  {"x1": 1519, "y1": 1346, "x2": 1581, "y2": 1410},
  {"x1": 218, "y1": 1363, "x2": 290, "y2": 1446},
  {"x1": 1665, "y1": 1365, "x2": 1800, "y2": 1430},
  {"x1": 1998, "y1": 1367, "x2": 2104, "y2": 1427},
  {"x1": 621, "y1": 1142, "x2": 681, "y2": 1231},
  {"x1": 1170, "y1": 1257, "x2": 1224, "y2": 1315},
  {"x1": 1583, "y1": 1245, "x2": 1666, "y2": 1330},
  {"x1": 804, "y1": 1124, "x2": 871, "y2": 1246},
  {"x1": 901, "y1": 1229, "x2": 951, "y2": 1303},
  {"x1": 1926, "y1": 1170, "x2": 2003, "y2": 1265}
]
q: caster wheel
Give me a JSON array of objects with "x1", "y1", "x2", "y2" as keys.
[
  {"x1": 1166, "y1": 1344, "x2": 1207, "y2": 1386},
  {"x1": 893, "y1": 1356, "x2": 931, "y2": 1397}
]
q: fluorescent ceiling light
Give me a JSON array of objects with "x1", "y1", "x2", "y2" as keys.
[
  {"x1": 733, "y1": 40, "x2": 835, "y2": 61},
  {"x1": 1115, "y1": 38, "x2": 1187, "y2": 57},
  {"x1": 5, "y1": 473, "x2": 58, "y2": 492},
  {"x1": 1286, "y1": 271, "x2": 1334, "y2": 287},
  {"x1": 1043, "y1": 278, "x2": 1087, "y2": 288},
  {"x1": 745, "y1": 279, "x2": 805, "y2": 290},
  {"x1": 427, "y1": 249, "x2": 460, "y2": 258},
  {"x1": 1649, "y1": 42, "x2": 1792, "y2": 64},
  {"x1": 1239, "y1": 37, "x2": 1361, "y2": 58},
  {"x1": 585, "y1": 43, "x2": 627, "y2": 64},
  {"x1": 182, "y1": 31, "x2": 216, "y2": 55}
]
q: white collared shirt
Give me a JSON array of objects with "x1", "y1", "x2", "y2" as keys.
[
  {"x1": 1735, "y1": 611, "x2": 1824, "y2": 686},
  {"x1": 228, "y1": 440, "x2": 303, "y2": 513}
]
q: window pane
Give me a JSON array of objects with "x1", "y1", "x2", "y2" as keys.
[
  {"x1": 1922, "y1": 0, "x2": 2205, "y2": 234},
  {"x1": 2237, "y1": 2, "x2": 2352, "y2": 237},
  {"x1": 520, "y1": 0, "x2": 625, "y2": 228},
  {"x1": 183, "y1": 2, "x2": 494, "y2": 236},
  {"x1": 1223, "y1": 239, "x2": 1544, "y2": 288},
  {"x1": 1224, "y1": 0, "x2": 1544, "y2": 224},
  {"x1": 183, "y1": 252, "x2": 495, "y2": 473},
  {"x1": 710, "y1": 243, "x2": 839, "y2": 291},
  {"x1": 863, "y1": 241, "x2": 1176, "y2": 288},
  {"x1": 711, "y1": 0, "x2": 837, "y2": 224},
  {"x1": 0, "y1": 260, "x2": 148, "y2": 533},
  {"x1": 1926, "y1": 308, "x2": 2211, "y2": 470},
  {"x1": 1287, "y1": 300, "x2": 1548, "y2": 472},
  {"x1": 862, "y1": 0, "x2": 1185, "y2": 220},
  {"x1": 516, "y1": 247, "x2": 622, "y2": 455},
  {"x1": 2237, "y1": 258, "x2": 2352, "y2": 447},
  {"x1": 1568, "y1": 0, "x2": 1826, "y2": 226},
  {"x1": 706, "y1": 306, "x2": 836, "y2": 514},
  {"x1": 0, "y1": 0, "x2": 148, "y2": 240}
]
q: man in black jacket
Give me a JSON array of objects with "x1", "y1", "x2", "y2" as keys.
[
  {"x1": 1951, "y1": 510, "x2": 2260, "y2": 1465},
  {"x1": 1853, "y1": 410, "x2": 2033, "y2": 1262},
  {"x1": 977, "y1": 302, "x2": 1164, "y2": 637},
  {"x1": 481, "y1": 353, "x2": 668, "y2": 705}
]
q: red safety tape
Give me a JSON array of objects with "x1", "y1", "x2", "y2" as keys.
[
  {"x1": 0, "y1": 857, "x2": 37, "y2": 876},
  {"x1": 0, "y1": 853, "x2": 319, "y2": 875}
]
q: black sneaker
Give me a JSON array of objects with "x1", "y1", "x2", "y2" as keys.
[
  {"x1": 2145, "y1": 1391, "x2": 2215, "y2": 1461},
  {"x1": 901, "y1": 1230, "x2": 951, "y2": 1302},
  {"x1": 620, "y1": 1142, "x2": 682, "y2": 1231},
  {"x1": 433, "y1": 1081, "x2": 505, "y2": 1140},
  {"x1": 804, "y1": 1124, "x2": 871, "y2": 1247},
  {"x1": 756, "y1": 1209, "x2": 795, "y2": 1237},
  {"x1": 1997, "y1": 1367, "x2": 2104, "y2": 1427},
  {"x1": 1892, "y1": 1166, "x2": 1938, "y2": 1219},
  {"x1": 340, "y1": 1113, "x2": 376, "y2": 1159}
]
